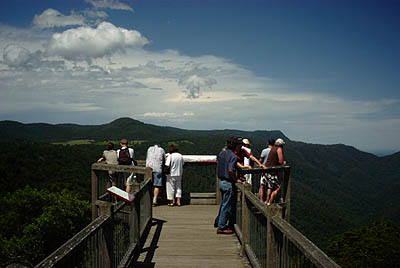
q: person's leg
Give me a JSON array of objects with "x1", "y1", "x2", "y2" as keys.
[
  {"x1": 125, "y1": 172, "x2": 134, "y2": 193},
  {"x1": 153, "y1": 172, "x2": 162, "y2": 205},
  {"x1": 259, "y1": 185, "x2": 265, "y2": 202},
  {"x1": 270, "y1": 187, "x2": 280, "y2": 204},
  {"x1": 266, "y1": 188, "x2": 272, "y2": 204},
  {"x1": 153, "y1": 187, "x2": 160, "y2": 205},
  {"x1": 217, "y1": 181, "x2": 234, "y2": 230},
  {"x1": 166, "y1": 175, "x2": 174, "y2": 205},
  {"x1": 245, "y1": 173, "x2": 252, "y2": 185},
  {"x1": 227, "y1": 186, "x2": 237, "y2": 230},
  {"x1": 175, "y1": 175, "x2": 182, "y2": 206}
]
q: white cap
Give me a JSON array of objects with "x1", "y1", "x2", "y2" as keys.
[
  {"x1": 275, "y1": 138, "x2": 285, "y2": 146},
  {"x1": 243, "y1": 138, "x2": 251, "y2": 145}
]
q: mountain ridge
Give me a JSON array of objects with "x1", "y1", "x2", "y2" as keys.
[{"x1": 1, "y1": 117, "x2": 399, "y2": 248}]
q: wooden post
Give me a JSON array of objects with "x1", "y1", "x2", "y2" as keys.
[
  {"x1": 240, "y1": 183, "x2": 251, "y2": 255},
  {"x1": 284, "y1": 169, "x2": 291, "y2": 221},
  {"x1": 266, "y1": 204, "x2": 283, "y2": 268},
  {"x1": 91, "y1": 168, "x2": 99, "y2": 220},
  {"x1": 130, "y1": 196, "x2": 141, "y2": 248},
  {"x1": 96, "y1": 200, "x2": 114, "y2": 268},
  {"x1": 145, "y1": 167, "x2": 153, "y2": 219}
]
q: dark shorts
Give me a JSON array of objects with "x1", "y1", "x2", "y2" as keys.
[{"x1": 153, "y1": 172, "x2": 163, "y2": 187}]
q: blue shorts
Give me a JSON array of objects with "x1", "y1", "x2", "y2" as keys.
[{"x1": 153, "y1": 172, "x2": 163, "y2": 187}]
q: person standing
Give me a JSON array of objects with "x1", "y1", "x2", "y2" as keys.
[
  {"x1": 263, "y1": 138, "x2": 286, "y2": 205},
  {"x1": 242, "y1": 138, "x2": 253, "y2": 184},
  {"x1": 258, "y1": 138, "x2": 276, "y2": 202},
  {"x1": 117, "y1": 139, "x2": 135, "y2": 193},
  {"x1": 146, "y1": 144, "x2": 165, "y2": 206},
  {"x1": 97, "y1": 142, "x2": 119, "y2": 187},
  {"x1": 216, "y1": 137, "x2": 240, "y2": 234},
  {"x1": 165, "y1": 144, "x2": 184, "y2": 207}
]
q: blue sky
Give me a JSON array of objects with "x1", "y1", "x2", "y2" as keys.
[{"x1": 0, "y1": 0, "x2": 399, "y2": 155}]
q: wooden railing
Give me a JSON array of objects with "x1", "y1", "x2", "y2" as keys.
[
  {"x1": 31, "y1": 160, "x2": 341, "y2": 268},
  {"x1": 235, "y1": 166, "x2": 341, "y2": 268},
  {"x1": 34, "y1": 164, "x2": 153, "y2": 268}
]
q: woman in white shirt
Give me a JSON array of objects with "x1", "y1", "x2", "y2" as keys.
[{"x1": 165, "y1": 144, "x2": 184, "y2": 206}]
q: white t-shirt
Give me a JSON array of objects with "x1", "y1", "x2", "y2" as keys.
[
  {"x1": 260, "y1": 147, "x2": 271, "y2": 165},
  {"x1": 146, "y1": 145, "x2": 165, "y2": 173},
  {"x1": 166, "y1": 152, "x2": 184, "y2": 176},
  {"x1": 242, "y1": 146, "x2": 252, "y2": 167}
]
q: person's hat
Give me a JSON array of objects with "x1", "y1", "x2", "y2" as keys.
[
  {"x1": 120, "y1": 138, "x2": 128, "y2": 144},
  {"x1": 243, "y1": 138, "x2": 251, "y2": 146},
  {"x1": 275, "y1": 138, "x2": 285, "y2": 146}
]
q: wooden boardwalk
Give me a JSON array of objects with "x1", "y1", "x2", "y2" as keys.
[{"x1": 132, "y1": 205, "x2": 251, "y2": 268}]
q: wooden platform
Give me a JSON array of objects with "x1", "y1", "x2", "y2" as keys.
[{"x1": 132, "y1": 205, "x2": 251, "y2": 268}]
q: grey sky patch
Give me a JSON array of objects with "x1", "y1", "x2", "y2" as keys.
[
  {"x1": 178, "y1": 75, "x2": 217, "y2": 99},
  {"x1": 242, "y1": 93, "x2": 258, "y2": 97},
  {"x1": 85, "y1": 0, "x2": 133, "y2": 12},
  {"x1": 3, "y1": 45, "x2": 32, "y2": 68}
]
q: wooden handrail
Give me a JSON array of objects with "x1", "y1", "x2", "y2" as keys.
[
  {"x1": 35, "y1": 215, "x2": 110, "y2": 268},
  {"x1": 271, "y1": 215, "x2": 341, "y2": 268}
]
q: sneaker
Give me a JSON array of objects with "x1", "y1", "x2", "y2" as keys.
[
  {"x1": 152, "y1": 202, "x2": 159, "y2": 207},
  {"x1": 216, "y1": 229, "x2": 234, "y2": 235}
]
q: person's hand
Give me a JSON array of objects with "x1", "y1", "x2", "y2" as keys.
[{"x1": 261, "y1": 164, "x2": 267, "y2": 169}]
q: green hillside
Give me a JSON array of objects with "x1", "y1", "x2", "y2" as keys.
[{"x1": 0, "y1": 117, "x2": 399, "y2": 250}]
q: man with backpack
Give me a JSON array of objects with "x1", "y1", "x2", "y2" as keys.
[{"x1": 117, "y1": 138, "x2": 135, "y2": 193}]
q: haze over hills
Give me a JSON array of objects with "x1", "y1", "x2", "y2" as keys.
[
  {"x1": 1, "y1": 117, "x2": 399, "y2": 248},
  {"x1": 0, "y1": 117, "x2": 288, "y2": 144}
]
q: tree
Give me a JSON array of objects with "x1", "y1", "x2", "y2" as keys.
[
  {"x1": 326, "y1": 221, "x2": 400, "y2": 268},
  {"x1": 0, "y1": 186, "x2": 91, "y2": 267}
]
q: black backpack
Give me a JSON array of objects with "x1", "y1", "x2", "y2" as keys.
[{"x1": 118, "y1": 148, "x2": 132, "y2": 165}]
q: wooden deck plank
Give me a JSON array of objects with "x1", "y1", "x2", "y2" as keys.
[{"x1": 132, "y1": 205, "x2": 250, "y2": 268}]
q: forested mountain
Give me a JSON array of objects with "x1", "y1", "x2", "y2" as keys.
[{"x1": 1, "y1": 117, "x2": 399, "y2": 251}]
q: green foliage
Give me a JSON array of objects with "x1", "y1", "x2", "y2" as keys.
[
  {"x1": 0, "y1": 186, "x2": 91, "y2": 267},
  {"x1": 327, "y1": 221, "x2": 400, "y2": 268},
  {"x1": 0, "y1": 118, "x2": 399, "y2": 262}
]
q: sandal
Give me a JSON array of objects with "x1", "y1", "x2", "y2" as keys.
[{"x1": 168, "y1": 203, "x2": 174, "y2": 207}]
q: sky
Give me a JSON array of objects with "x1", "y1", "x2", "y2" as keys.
[{"x1": 0, "y1": 0, "x2": 399, "y2": 155}]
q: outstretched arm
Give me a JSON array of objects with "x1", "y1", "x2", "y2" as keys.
[{"x1": 250, "y1": 155, "x2": 266, "y2": 168}]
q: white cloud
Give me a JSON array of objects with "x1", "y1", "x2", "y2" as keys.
[
  {"x1": 47, "y1": 22, "x2": 149, "y2": 61},
  {"x1": 3, "y1": 45, "x2": 31, "y2": 67},
  {"x1": 85, "y1": 0, "x2": 133, "y2": 11},
  {"x1": 33, "y1": 8, "x2": 85, "y2": 29},
  {"x1": 0, "y1": 23, "x2": 399, "y2": 152}
]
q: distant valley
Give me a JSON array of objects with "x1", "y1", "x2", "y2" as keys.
[{"x1": 1, "y1": 117, "x2": 399, "y2": 249}]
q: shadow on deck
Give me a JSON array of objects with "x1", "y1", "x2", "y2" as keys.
[{"x1": 131, "y1": 205, "x2": 250, "y2": 268}]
